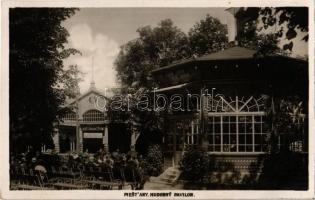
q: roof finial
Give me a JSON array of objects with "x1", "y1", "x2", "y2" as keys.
[{"x1": 90, "y1": 55, "x2": 96, "y2": 89}]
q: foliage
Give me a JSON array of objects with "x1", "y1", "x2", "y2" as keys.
[
  {"x1": 9, "y1": 8, "x2": 80, "y2": 152},
  {"x1": 258, "y1": 150, "x2": 308, "y2": 189},
  {"x1": 105, "y1": 88, "x2": 164, "y2": 154},
  {"x1": 265, "y1": 96, "x2": 306, "y2": 152},
  {"x1": 115, "y1": 19, "x2": 190, "y2": 89},
  {"x1": 114, "y1": 17, "x2": 228, "y2": 146},
  {"x1": 188, "y1": 14, "x2": 228, "y2": 56},
  {"x1": 259, "y1": 7, "x2": 308, "y2": 41},
  {"x1": 115, "y1": 17, "x2": 228, "y2": 89},
  {"x1": 142, "y1": 144, "x2": 164, "y2": 176},
  {"x1": 238, "y1": 7, "x2": 308, "y2": 52},
  {"x1": 179, "y1": 149, "x2": 210, "y2": 182}
]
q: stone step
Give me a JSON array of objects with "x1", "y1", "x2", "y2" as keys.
[
  {"x1": 160, "y1": 178, "x2": 175, "y2": 183},
  {"x1": 144, "y1": 167, "x2": 183, "y2": 189},
  {"x1": 150, "y1": 179, "x2": 173, "y2": 185}
]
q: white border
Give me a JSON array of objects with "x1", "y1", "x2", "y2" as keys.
[{"x1": 1, "y1": 0, "x2": 314, "y2": 199}]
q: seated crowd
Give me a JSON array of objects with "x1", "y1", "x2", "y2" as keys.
[{"x1": 10, "y1": 148, "x2": 147, "y2": 190}]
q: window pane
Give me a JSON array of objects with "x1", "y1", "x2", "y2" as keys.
[
  {"x1": 215, "y1": 145, "x2": 221, "y2": 152},
  {"x1": 223, "y1": 144, "x2": 230, "y2": 152},
  {"x1": 230, "y1": 116, "x2": 236, "y2": 122},
  {"x1": 239, "y1": 123, "x2": 245, "y2": 133},
  {"x1": 246, "y1": 116, "x2": 252, "y2": 123},
  {"x1": 215, "y1": 135, "x2": 221, "y2": 144},
  {"x1": 223, "y1": 123, "x2": 229, "y2": 133},
  {"x1": 230, "y1": 143, "x2": 237, "y2": 152},
  {"x1": 230, "y1": 134, "x2": 237, "y2": 144},
  {"x1": 239, "y1": 116, "x2": 246, "y2": 122},
  {"x1": 246, "y1": 146, "x2": 253, "y2": 152},
  {"x1": 223, "y1": 134, "x2": 229, "y2": 144},
  {"x1": 214, "y1": 116, "x2": 221, "y2": 123},
  {"x1": 246, "y1": 123, "x2": 252, "y2": 132},
  {"x1": 230, "y1": 123, "x2": 236, "y2": 133},
  {"x1": 239, "y1": 145, "x2": 245, "y2": 152},
  {"x1": 223, "y1": 116, "x2": 229, "y2": 122},
  {"x1": 239, "y1": 134, "x2": 245, "y2": 144},
  {"x1": 215, "y1": 124, "x2": 221, "y2": 133},
  {"x1": 254, "y1": 124, "x2": 261, "y2": 133},
  {"x1": 246, "y1": 134, "x2": 253, "y2": 144}
]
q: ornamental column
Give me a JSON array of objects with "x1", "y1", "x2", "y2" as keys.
[
  {"x1": 200, "y1": 87, "x2": 209, "y2": 150},
  {"x1": 78, "y1": 127, "x2": 83, "y2": 153},
  {"x1": 53, "y1": 127, "x2": 60, "y2": 153},
  {"x1": 103, "y1": 125, "x2": 109, "y2": 152},
  {"x1": 130, "y1": 122, "x2": 140, "y2": 153}
]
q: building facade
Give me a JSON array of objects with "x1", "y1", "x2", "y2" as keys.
[
  {"x1": 151, "y1": 46, "x2": 308, "y2": 182},
  {"x1": 52, "y1": 83, "x2": 132, "y2": 154}
]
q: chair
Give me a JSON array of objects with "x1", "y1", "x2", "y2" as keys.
[{"x1": 123, "y1": 167, "x2": 136, "y2": 189}]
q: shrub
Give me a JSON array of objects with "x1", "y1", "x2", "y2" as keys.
[
  {"x1": 179, "y1": 149, "x2": 210, "y2": 182},
  {"x1": 258, "y1": 150, "x2": 308, "y2": 189},
  {"x1": 143, "y1": 144, "x2": 163, "y2": 176}
]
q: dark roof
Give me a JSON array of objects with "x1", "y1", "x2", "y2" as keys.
[
  {"x1": 151, "y1": 46, "x2": 307, "y2": 74},
  {"x1": 197, "y1": 46, "x2": 256, "y2": 61},
  {"x1": 151, "y1": 46, "x2": 257, "y2": 74}
]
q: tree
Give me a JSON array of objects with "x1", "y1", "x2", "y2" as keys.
[
  {"x1": 114, "y1": 17, "x2": 229, "y2": 150},
  {"x1": 9, "y1": 8, "x2": 80, "y2": 152},
  {"x1": 115, "y1": 19, "x2": 190, "y2": 89},
  {"x1": 115, "y1": 17, "x2": 229, "y2": 90},
  {"x1": 237, "y1": 7, "x2": 308, "y2": 52},
  {"x1": 188, "y1": 14, "x2": 228, "y2": 56},
  {"x1": 260, "y1": 7, "x2": 308, "y2": 41}
]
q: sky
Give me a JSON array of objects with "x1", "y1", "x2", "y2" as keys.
[
  {"x1": 62, "y1": 8, "x2": 235, "y2": 93},
  {"x1": 62, "y1": 8, "x2": 308, "y2": 94}
]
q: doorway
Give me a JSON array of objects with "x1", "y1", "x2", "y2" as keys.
[{"x1": 108, "y1": 123, "x2": 131, "y2": 153}]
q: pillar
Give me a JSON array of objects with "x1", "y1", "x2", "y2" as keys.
[
  {"x1": 200, "y1": 87, "x2": 209, "y2": 151},
  {"x1": 53, "y1": 128, "x2": 60, "y2": 153},
  {"x1": 130, "y1": 128, "x2": 136, "y2": 152},
  {"x1": 172, "y1": 126, "x2": 176, "y2": 167},
  {"x1": 130, "y1": 123, "x2": 140, "y2": 153},
  {"x1": 103, "y1": 125, "x2": 109, "y2": 152},
  {"x1": 78, "y1": 127, "x2": 83, "y2": 153}
]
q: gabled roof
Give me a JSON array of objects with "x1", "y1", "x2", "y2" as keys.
[{"x1": 62, "y1": 87, "x2": 105, "y2": 108}]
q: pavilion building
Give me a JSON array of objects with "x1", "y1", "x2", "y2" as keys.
[
  {"x1": 148, "y1": 8, "x2": 309, "y2": 182},
  {"x1": 51, "y1": 82, "x2": 133, "y2": 154},
  {"x1": 151, "y1": 45, "x2": 308, "y2": 182}
]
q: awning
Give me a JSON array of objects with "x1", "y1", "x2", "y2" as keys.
[{"x1": 153, "y1": 83, "x2": 190, "y2": 93}]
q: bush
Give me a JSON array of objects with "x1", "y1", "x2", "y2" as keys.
[
  {"x1": 143, "y1": 144, "x2": 163, "y2": 176},
  {"x1": 258, "y1": 150, "x2": 308, "y2": 189},
  {"x1": 179, "y1": 149, "x2": 210, "y2": 182}
]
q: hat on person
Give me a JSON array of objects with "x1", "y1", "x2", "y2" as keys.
[{"x1": 89, "y1": 156, "x2": 94, "y2": 161}]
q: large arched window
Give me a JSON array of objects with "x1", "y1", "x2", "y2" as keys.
[
  {"x1": 207, "y1": 95, "x2": 268, "y2": 153},
  {"x1": 164, "y1": 95, "x2": 270, "y2": 153},
  {"x1": 61, "y1": 111, "x2": 77, "y2": 121},
  {"x1": 83, "y1": 110, "x2": 105, "y2": 122}
]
